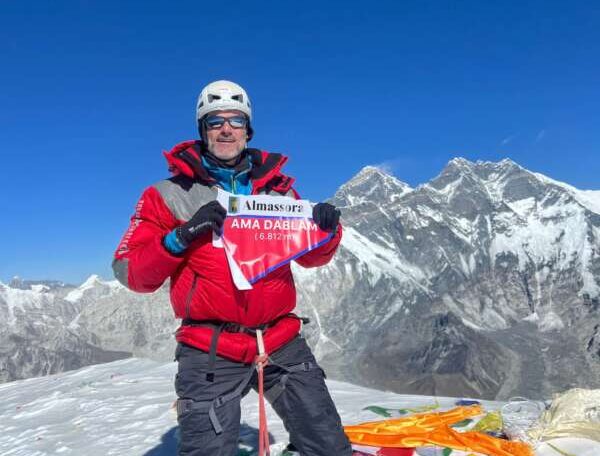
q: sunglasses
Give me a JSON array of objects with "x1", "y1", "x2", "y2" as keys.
[{"x1": 204, "y1": 115, "x2": 248, "y2": 130}]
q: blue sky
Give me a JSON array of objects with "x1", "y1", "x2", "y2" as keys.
[{"x1": 1, "y1": 0, "x2": 599, "y2": 284}]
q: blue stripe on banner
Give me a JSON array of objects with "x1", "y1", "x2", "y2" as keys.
[{"x1": 248, "y1": 232, "x2": 335, "y2": 283}]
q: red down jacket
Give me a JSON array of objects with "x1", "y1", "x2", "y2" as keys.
[{"x1": 112, "y1": 140, "x2": 342, "y2": 363}]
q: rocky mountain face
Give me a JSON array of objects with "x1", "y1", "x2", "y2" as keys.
[
  {"x1": 1, "y1": 158, "x2": 599, "y2": 400},
  {"x1": 0, "y1": 274, "x2": 180, "y2": 383},
  {"x1": 73, "y1": 278, "x2": 177, "y2": 362},
  {"x1": 294, "y1": 159, "x2": 600, "y2": 400},
  {"x1": 0, "y1": 278, "x2": 130, "y2": 382}
]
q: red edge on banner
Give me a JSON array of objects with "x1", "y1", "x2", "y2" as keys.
[{"x1": 220, "y1": 231, "x2": 335, "y2": 284}]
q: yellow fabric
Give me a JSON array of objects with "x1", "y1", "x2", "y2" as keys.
[
  {"x1": 346, "y1": 406, "x2": 484, "y2": 434},
  {"x1": 527, "y1": 388, "x2": 600, "y2": 442},
  {"x1": 344, "y1": 406, "x2": 533, "y2": 456},
  {"x1": 402, "y1": 402, "x2": 441, "y2": 414},
  {"x1": 473, "y1": 411, "x2": 503, "y2": 433}
]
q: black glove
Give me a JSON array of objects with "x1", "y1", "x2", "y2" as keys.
[
  {"x1": 176, "y1": 200, "x2": 226, "y2": 246},
  {"x1": 312, "y1": 202, "x2": 341, "y2": 232}
]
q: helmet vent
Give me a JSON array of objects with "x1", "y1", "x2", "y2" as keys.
[{"x1": 197, "y1": 81, "x2": 252, "y2": 121}]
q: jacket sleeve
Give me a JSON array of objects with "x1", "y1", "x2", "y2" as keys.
[{"x1": 112, "y1": 186, "x2": 185, "y2": 292}]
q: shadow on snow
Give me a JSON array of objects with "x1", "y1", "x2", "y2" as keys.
[{"x1": 142, "y1": 424, "x2": 276, "y2": 456}]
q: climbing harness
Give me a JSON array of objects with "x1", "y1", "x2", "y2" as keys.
[{"x1": 177, "y1": 314, "x2": 314, "y2": 456}]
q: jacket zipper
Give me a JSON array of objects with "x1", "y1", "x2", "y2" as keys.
[{"x1": 184, "y1": 273, "x2": 199, "y2": 319}]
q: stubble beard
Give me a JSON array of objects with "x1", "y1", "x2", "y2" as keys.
[{"x1": 207, "y1": 138, "x2": 247, "y2": 163}]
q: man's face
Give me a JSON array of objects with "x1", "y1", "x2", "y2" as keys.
[{"x1": 204, "y1": 110, "x2": 248, "y2": 163}]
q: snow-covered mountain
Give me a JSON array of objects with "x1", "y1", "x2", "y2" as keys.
[
  {"x1": 294, "y1": 158, "x2": 600, "y2": 400},
  {"x1": 0, "y1": 280, "x2": 129, "y2": 382},
  {"x1": 8, "y1": 276, "x2": 74, "y2": 292},
  {"x1": 73, "y1": 278, "x2": 178, "y2": 361},
  {"x1": 0, "y1": 274, "x2": 179, "y2": 383},
  {"x1": 1, "y1": 158, "x2": 599, "y2": 400}
]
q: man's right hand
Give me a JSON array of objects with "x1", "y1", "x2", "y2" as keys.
[{"x1": 176, "y1": 200, "x2": 227, "y2": 246}]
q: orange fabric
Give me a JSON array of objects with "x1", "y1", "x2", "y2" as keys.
[
  {"x1": 344, "y1": 406, "x2": 533, "y2": 456},
  {"x1": 256, "y1": 353, "x2": 270, "y2": 456}
]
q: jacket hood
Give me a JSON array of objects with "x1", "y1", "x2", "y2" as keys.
[{"x1": 163, "y1": 140, "x2": 297, "y2": 195}]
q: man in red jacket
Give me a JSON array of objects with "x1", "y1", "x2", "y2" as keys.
[{"x1": 113, "y1": 80, "x2": 352, "y2": 456}]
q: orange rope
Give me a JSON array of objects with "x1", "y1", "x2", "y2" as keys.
[{"x1": 256, "y1": 330, "x2": 270, "y2": 456}]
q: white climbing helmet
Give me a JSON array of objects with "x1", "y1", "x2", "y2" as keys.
[{"x1": 196, "y1": 80, "x2": 252, "y2": 121}]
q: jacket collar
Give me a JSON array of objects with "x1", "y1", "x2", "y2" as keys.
[{"x1": 163, "y1": 140, "x2": 296, "y2": 194}]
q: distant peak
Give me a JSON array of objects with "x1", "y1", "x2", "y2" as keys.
[
  {"x1": 443, "y1": 157, "x2": 526, "y2": 177},
  {"x1": 333, "y1": 164, "x2": 413, "y2": 206},
  {"x1": 357, "y1": 165, "x2": 390, "y2": 176},
  {"x1": 447, "y1": 157, "x2": 521, "y2": 168},
  {"x1": 448, "y1": 157, "x2": 473, "y2": 167},
  {"x1": 79, "y1": 274, "x2": 102, "y2": 288},
  {"x1": 498, "y1": 157, "x2": 518, "y2": 166},
  {"x1": 350, "y1": 165, "x2": 410, "y2": 186},
  {"x1": 8, "y1": 276, "x2": 24, "y2": 287},
  {"x1": 440, "y1": 157, "x2": 477, "y2": 178},
  {"x1": 481, "y1": 157, "x2": 523, "y2": 171}
]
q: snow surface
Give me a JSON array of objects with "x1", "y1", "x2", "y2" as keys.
[
  {"x1": 341, "y1": 227, "x2": 429, "y2": 290},
  {"x1": 533, "y1": 172, "x2": 600, "y2": 215},
  {"x1": 489, "y1": 196, "x2": 600, "y2": 297},
  {"x1": 1, "y1": 358, "x2": 598, "y2": 456}
]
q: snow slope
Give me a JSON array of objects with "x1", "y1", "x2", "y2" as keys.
[{"x1": 1, "y1": 358, "x2": 598, "y2": 456}]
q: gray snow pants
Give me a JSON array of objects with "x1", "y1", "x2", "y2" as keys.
[{"x1": 174, "y1": 335, "x2": 352, "y2": 456}]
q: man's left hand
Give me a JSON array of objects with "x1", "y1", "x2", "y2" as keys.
[{"x1": 312, "y1": 203, "x2": 341, "y2": 232}]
